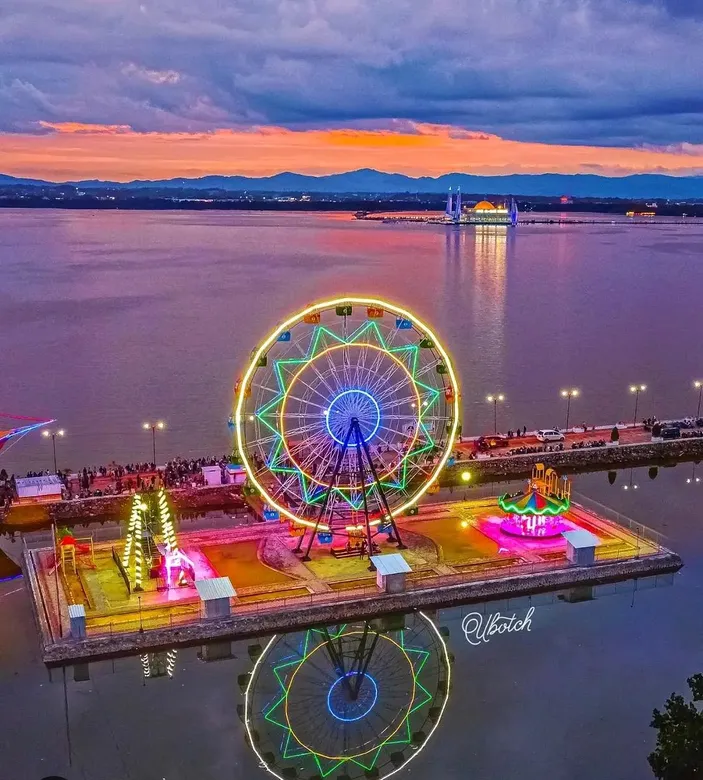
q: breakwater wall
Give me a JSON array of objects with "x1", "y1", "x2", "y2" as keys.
[
  {"x1": 0, "y1": 484, "x2": 245, "y2": 532},
  {"x1": 5, "y1": 436, "x2": 703, "y2": 532},
  {"x1": 444, "y1": 437, "x2": 703, "y2": 483}
]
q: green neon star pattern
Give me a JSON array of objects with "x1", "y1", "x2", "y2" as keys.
[{"x1": 244, "y1": 613, "x2": 451, "y2": 780}]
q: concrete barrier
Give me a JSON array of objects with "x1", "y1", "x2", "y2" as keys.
[{"x1": 445, "y1": 437, "x2": 703, "y2": 483}]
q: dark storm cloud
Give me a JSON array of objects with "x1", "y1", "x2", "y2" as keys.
[{"x1": 1, "y1": 0, "x2": 702, "y2": 146}]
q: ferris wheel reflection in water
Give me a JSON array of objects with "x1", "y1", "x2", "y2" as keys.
[{"x1": 244, "y1": 611, "x2": 451, "y2": 780}]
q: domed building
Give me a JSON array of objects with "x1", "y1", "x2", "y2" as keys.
[{"x1": 444, "y1": 189, "x2": 518, "y2": 225}]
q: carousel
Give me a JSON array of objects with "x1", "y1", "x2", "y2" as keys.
[{"x1": 498, "y1": 464, "x2": 571, "y2": 539}]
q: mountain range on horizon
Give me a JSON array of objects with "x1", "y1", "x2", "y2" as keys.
[{"x1": 2, "y1": 169, "x2": 703, "y2": 200}]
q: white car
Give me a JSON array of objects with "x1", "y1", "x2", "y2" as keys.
[{"x1": 536, "y1": 429, "x2": 565, "y2": 442}]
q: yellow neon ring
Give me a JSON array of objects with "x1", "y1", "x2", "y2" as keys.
[
  {"x1": 283, "y1": 631, "x2": 416, "y2": 760},
  {"x1": 279, "y1": 342, "x2": 422, "y2": 490},
  {"x1": 235, "y1": 296, "x2": 460, "y2": 528}
]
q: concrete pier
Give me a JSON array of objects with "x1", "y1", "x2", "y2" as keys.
[{"x1": 33, "y1": 550, "x2": 681, "y2": 665}]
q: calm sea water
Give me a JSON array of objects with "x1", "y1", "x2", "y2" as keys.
[
  {"x1": 1, "y1": 210, "x2": 703, "y2": 780},
  {"x1": 2, "y1": 209, "x2": 703, "y2": 473},
  {"x1": 0, "y1": 466, "x2": 701, "y2": 780}
]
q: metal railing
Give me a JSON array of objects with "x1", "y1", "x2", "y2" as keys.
[
  {"x1": 77, "y1": 546, "x2": 666, "y2": 641},
  {"x1": 571, "y1": 491, "x2": 666, "y2": 550}
]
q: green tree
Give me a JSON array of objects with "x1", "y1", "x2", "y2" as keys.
[{"x1": 649, "y1": 674, "x2": 703, "y2": 779}]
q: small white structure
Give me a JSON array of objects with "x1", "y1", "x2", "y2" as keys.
[
  {"x1": 370, "y1": 553, "x2": 412, "y2": 594},
  {"x1": 195, "y1": 577, "x2": 237, "y2": 618},
  {"x1": 201, "y1": 465, "x2": 223, "y2": 486},
  {"x1": 15, "y1": 474, "x2": 63, "y2": 502},
  {"x1": 68, "y1": 603, "x2": 86, "y2": 639},
  {"x1": 226, "y1": 464, "x2": 247, "y2": 485},
  {"x1": 562, "y1": 529, "x2": 601, "y2": 566}
]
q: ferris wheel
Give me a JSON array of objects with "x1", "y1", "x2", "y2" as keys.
[
  {"x1": 244, "y1": 612, "x2": 451, "y2": 780},
  {"x1": 235, "y1": 296, "x2": 459, "y2": 560}
]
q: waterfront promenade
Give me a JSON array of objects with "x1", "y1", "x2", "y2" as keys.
[{"x1": 2, "y1": 419, "x2": 703, "y2": 533}]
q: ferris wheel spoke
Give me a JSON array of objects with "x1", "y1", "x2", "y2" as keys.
[
  {"x1": 280, "y1": 419, "x2": 328, "y2": 438},
  {"x1": 308, "y1": 354, "x2": 344, "y2": 400},
  {"x1": 376, "y1": 392, "x2": 424, "y2": 412},
  {"x1": 415, "y1": 360, "x2": 441, "y2": 381},
  {"x1": 374, "y1": 374, "x2": 418, "y2": 407},
  {"x1": 285, "y1": 374, "x2": 332, "y2": 407},
  {"x1": 367, "y1": 353, "x2": 406, "y2": 389},
  {"x1": 292, "y1": 437, "x2": 340, "y2": 481}
]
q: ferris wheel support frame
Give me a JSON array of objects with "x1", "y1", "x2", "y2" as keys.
[{"x1": 294, "y1": 416, "x2": 406, "y2": 567}]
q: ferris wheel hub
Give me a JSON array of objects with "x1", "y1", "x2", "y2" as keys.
[
  {"x1": 327, "y1": 671, "x2": 379, "y2": 721},
  {"x1": 325, "y1": 388, "x2": 381, "y2": 445}
]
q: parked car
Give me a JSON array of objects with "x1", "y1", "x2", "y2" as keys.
[
  {"x1": 661, "y1": 426, "x2": 681, "y2": 440},
  {"x1": 536, "y1": 429, "x2": 565, "y2": 442},
  {"x1": 476, "y1": 434, "x2": 510, "y2": 451}
]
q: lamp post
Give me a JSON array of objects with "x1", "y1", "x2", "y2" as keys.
[
  {"x1": 560, "y1": 389, "x2": 579, "y2": 431},
  {"x1": 486, "y1": 394, "x2": 505, "y2": 434},
  {"x1": 694, "y1": 380, "x2": 702, "y2": 418},
  {"x1": 629, "y1": 385, "x2": 646, "y2": 428},
  {"x1": 461, "y1": 469, "x2": 471, "y2": 498},
  {"x1": 142, "y1": 421, "x2": 165, "y2": 465},
  {"x1": 42, "y1": 428, "x2": 65, "y2": 473}
]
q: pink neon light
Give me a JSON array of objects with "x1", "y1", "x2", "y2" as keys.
[{"x1": 164, "y1": 549, "x2": 196, "y2": 588}]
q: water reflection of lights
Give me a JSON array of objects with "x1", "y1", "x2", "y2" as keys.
[
  {"x1": 622, "y1": 468, "x2": 638, "y2": 491},
  {"x1": 140, "y1": 649, "x2": 177, "y2": 679},
  {"x1": 244, "y1": 612, "x2": 450, "y2": 780},
  {"x1": 686, "y1": 464, "x2": 701, "y2": 484}
]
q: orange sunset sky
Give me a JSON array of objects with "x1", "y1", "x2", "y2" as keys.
[{"x1": 3, "y1": 122, "x2": 703, "y2": 182}]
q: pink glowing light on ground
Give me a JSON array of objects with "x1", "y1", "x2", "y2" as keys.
[
  {"x1": 477, "y1": 514, "x2": 579, "y2": 554},
  {"x1": 164, "y1": 549, "x2": 196, "y2": 587},
  {"x1": 500, "y1": 513, "x2": 570, "y2": 539}
]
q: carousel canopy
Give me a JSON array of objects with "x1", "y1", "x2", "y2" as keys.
[{"x1": 498, "y1": 487, "x2": 570, "y2": 516}]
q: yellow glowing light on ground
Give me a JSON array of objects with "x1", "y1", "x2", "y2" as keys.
[
  {"x1": 234, "y1": 296, "x2": 460, "y2": 529},
  {"x1": 461, "y1": 471, "x2": 471, "y2": 482}
]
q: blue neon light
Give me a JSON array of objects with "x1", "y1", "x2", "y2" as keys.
[
  {"x1": 324, "y1": 389, "x2": 381, "y2": 445},
  {"x1": 327, "y1": 672, "x2": 378, "y2": 722}
]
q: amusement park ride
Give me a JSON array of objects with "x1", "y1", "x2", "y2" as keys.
[
  {"x1": 121, "y1": 487, "x2": 194, "y2": 591},
  {"x1": 499, "y1": 463, "x2": 572, "y2": 538},
  {"x1": 233, "y1": 297, "x2": 460, "y2": 569}
]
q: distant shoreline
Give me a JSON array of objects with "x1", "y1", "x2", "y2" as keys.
[{"x1": 1, "y1": 195, "x2": 702, "y2": 218}]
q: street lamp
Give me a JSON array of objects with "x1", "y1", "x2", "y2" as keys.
[
  {"x1": 694, "y1": 380, "x2": 702, "y2": 418},
  {"x1": 486, "y1": 394, "x2": 505, "y2": 434},
  {"x1": 42, "y1": 428, "x2": 65, "y2": 473},
  {"x1": 629, "y1": 385, "x2": 646, "y2": 427},
  {"x1": 142, "y1": 421, "x2": 165, "y2": 465},
  {"x1": 560, "y1": 388, "x2": 579, "y2": 431}
]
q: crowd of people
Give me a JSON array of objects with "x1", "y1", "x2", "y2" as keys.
[
  {"x1": 0, "y1": 455, "x2": 234, "y2": 505},
  {"x1": 507, "y1": 443, "x2": 566, "y2": 456}
]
